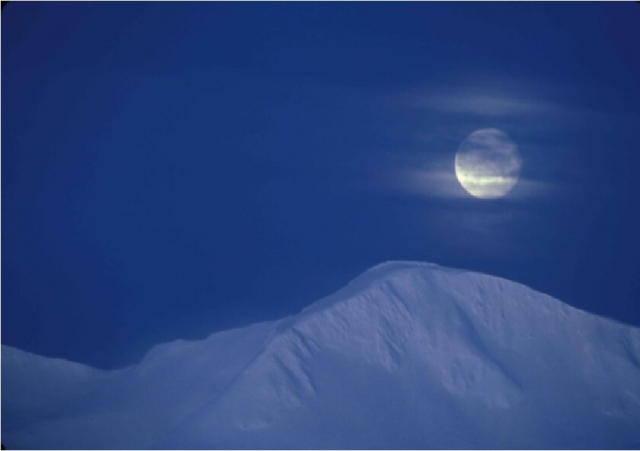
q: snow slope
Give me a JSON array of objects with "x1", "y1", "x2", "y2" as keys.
[{"x1": 2, "y1": 262, "x2": 640, "y2": 449}]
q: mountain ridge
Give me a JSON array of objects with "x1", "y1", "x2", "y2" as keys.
[
  {"x1": 157, "y1": 261, "x2": 640, "y2": 448},
  {"x1": 3, "y1": 261, "x2": 640, "y2": 449}
]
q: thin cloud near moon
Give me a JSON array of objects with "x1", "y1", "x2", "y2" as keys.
[
  {"x1": 371, "y1": 80, "x2": 570, "y2": 201},
  {"x1": 374, "y1": 139, "x2": 548, "y2": 201}
]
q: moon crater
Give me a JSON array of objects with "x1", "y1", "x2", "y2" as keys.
[{"x1": 455, "y1": 128, "x2": 521, "y2": 199}]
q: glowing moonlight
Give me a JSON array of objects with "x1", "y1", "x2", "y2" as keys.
[{"x1": 455, "y1": 128, "x2": 521, "y2": 199}]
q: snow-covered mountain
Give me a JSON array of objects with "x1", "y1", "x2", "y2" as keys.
[{"x1": 3, "y1": 262, "x2": 640, "y2": 449}]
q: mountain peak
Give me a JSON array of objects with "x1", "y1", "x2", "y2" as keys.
[
  {"x1": 159, "y1": 262, "x2": 640, "y2": 448},
  {"x1": 295, "y1": 260, "x2": 455, "y2": 318},
  {"x1": 3, "y1": 262, "x2": 640, "y2": 449}
]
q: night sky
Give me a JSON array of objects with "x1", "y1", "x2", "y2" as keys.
[{"x1": 3, "y1": 2, "x2": 640, "y2": 369}]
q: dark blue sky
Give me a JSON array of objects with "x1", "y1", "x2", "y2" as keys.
[{"x1": 3, "y1": 2, "x2": 640, "y2": 369}]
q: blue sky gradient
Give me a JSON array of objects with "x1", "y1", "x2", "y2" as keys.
[{"x1": 3, "y1": 2, "x2": 640, "y2": 368}]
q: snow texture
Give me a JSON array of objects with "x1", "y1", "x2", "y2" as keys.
[{"x1": 2, "y1": 261, "x2": 640, "y2": 449}]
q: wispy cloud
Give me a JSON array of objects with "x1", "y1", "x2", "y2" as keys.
[
  {"x1": 395, "y1": 85, "x2": 561, "y2": 118},
  {"x1": 367, "y1": 79, "x2": 585, "y2": 202},
  {"x1": 378, "y1": 167, "x2": 553, "y2": 201}
]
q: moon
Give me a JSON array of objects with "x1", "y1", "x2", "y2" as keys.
[{"x1": 455, "y1": 128, "x2": 521, "y2": 199}]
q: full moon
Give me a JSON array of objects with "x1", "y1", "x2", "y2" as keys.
[{"x1": 454, "y1": 128, "x2": 521, "y2": 199}]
